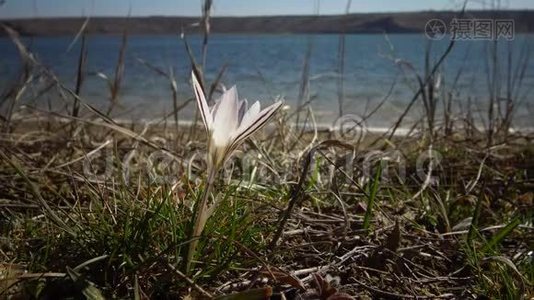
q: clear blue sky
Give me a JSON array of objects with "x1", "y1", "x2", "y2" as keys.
[{"x1": 1, "y1": 0, "x2": 534, "y2": 19}]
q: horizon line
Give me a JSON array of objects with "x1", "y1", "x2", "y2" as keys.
[{"x1": 2, "y1": 8, "x2": 534, "y2": 20}]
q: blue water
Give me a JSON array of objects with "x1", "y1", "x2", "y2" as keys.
[{"x1": 1, "y1": 33, "x2": 533, "y2": 128}]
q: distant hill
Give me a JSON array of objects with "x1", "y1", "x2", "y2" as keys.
[{"x1": 2, "y1": 10, "x2": 534, "y2": 36}]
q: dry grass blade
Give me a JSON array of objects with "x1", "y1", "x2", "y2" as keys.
[
  {"x1": 66, "y1": 17, "x2": 90, "y2": 53},
  {"x1": 482, "y1": 256, "x2": 526, "y2": 290},
  {"x1": 0, "y1": 151, "x2": 76, "y2": 237},
  {"x1": 182, "y1": 32, "x2": 204, "y2": 94},
  {"x1": 336, "y1": 0, "x2": 352, "y2": 117},
  {"x1": 167, "y1": 263, "x2": 213, "y2": 298},
  {"x1": 201, "y1": 0, "x2": 213, "y2": 69},
  {"x1": 73, "y1": 28, "x2": 88, "y2": 117},
  {"x1": 270, "y1": 140, "x2": 353, "y2": 248},
  {"x1": 135, "y1": 58, "x2": 184, "y2": 128},
  {"x1": 208, "y1": 64, "x2": 228, "y2": 102},
  {"x1": 215, "y1": 287, "x2": 272, "y2": 300},
  {"x1": 182, "y1": 31, "x2": 204, "y2": 140},
  {"x1": 108, "y1": 28, "x2": 128, "y2": 114},
  {"x1": 1, "y1": 25, "x2": 34, "y2": 63},
  {"x1": 1, "y1": 25, "x2": 34, "y2": 132},
  {"x1": 295, "y1": 37, "x2": 312, "y2": 128}
]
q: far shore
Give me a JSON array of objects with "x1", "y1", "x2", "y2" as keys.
[{"x1": 2, "y1": 10, "x2": 534, "y2": 36}]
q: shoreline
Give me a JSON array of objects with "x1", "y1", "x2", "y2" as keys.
[{"x1": 8, "y1": 114, "x2": 534, "y2": 136}]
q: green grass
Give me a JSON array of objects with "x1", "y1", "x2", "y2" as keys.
[
  {"x1": 1, "y1": 121, "x2": 532, "y2": 299},
  {"x1": 0, "y1": 131, "x2": 287, "y2": 298}
]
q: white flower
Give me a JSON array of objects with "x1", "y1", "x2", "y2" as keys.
[{"x1": 192, "y1": 71, "x2": 282, "y2": 169}]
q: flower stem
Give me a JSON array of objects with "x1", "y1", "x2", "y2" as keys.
[{"x1": 184, "y1": 165, "x2": 217, "y2": 275}]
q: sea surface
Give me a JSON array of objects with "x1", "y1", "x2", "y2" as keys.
[{"x1": 1, "y1": 33, "x2": 533, "y2": 128}]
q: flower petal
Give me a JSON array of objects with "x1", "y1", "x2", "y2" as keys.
[
  {"x1": 232, "y1": 101, "x2": 282, "y2": 147},
  {"x1": 210, "y1": 98, "x2": 221, "y2": 116},
  {"x1": 238, "y1": 99, "x2": 248, "y2": 124},
  {"x1": 238, "y1": 100, "x2": 260, "y2": 130},
  {"x1": 191, "y1": 71, "x2": 212, "y2": 132},
  {"x1": 211, "y1": 85, "x2": 240, "y2": 147}
]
